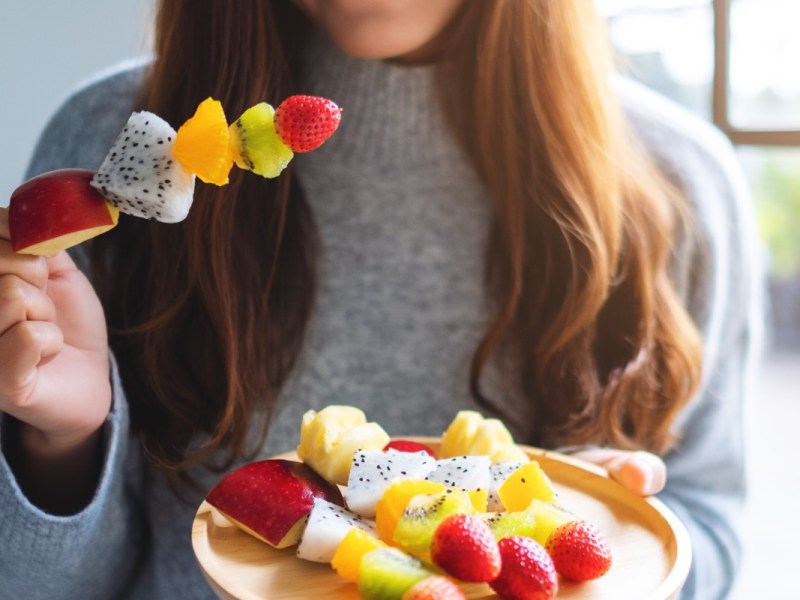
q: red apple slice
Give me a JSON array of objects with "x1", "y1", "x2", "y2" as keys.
[
  {"x1": 205, "y1": 459, "x2": 344, "y2": 549},
  {"x1": 9, "y1": 168, "x2": 119, "y2": 255}
]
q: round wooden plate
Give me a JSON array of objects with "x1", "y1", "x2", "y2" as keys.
[{"x1": 192, "y1": 439, "x2": 691, "y2": 600}]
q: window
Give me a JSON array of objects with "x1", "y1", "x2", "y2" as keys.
[
  {"x1": 602, "y1": 0, "x2": 800, "y2": 347},
  {"x1": 716, "y1": 0, "x2": 800, "y2": 144}
]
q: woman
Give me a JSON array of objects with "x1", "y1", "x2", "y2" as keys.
[{"x1": 0, "y1": 1, "x2": 761, "y2": 598}]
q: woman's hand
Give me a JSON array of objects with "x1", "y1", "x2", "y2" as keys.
[
  {"x1": 0, "y1": 207, "x2": 111, "y2": 512},
  {"x1": 570, "y1": 448, "x2": 667, "y2": 496}
]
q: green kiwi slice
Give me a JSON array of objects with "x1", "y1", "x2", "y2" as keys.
[
  {"x1": 228, "y1": 102, "x2": 293, "y2": 178},
  {"x1": 479, "y1": 502, "x2": 538, "y2": 541},
  {"x1": 358, "y1": 547, "x2": 432, "y2": 600},
  {"x1": 529, "y1": 499, "x2": 578, "y2": 546},
  {"x1": 392, "y1": 489, "x2": 474, "y2": 559}
]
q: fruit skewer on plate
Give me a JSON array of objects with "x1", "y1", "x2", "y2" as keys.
[
  {"x1": 204, "y1": 406, "x2": 614, "y2": 600},
  {"x1": 7, "y1": 95, "x2": 342, "y2": 255}
]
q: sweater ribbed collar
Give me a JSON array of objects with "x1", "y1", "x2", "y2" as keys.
[{"x1": 295, "y1": 25, "x2": 456, "y2": 170}]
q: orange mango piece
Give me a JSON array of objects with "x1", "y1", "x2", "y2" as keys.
[
  {"x1": 331, "y1": 527, "x2": 387, "y2": 583},
  {"x1": 173, "y1": 97, "x2": 234, "y2": 185}
]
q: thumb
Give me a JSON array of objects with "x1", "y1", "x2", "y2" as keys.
[{"x1": 44, "y1": 247, "x2": 82, "y2": 281}]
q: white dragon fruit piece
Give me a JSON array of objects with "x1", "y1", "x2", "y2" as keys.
[
  {"x1": 425, "y1": 455, "x2": 492, "y2": 493},
  {"x1": 345, "y1": 449, "x2": 436, "y2": 518},
  {"x1": 296, "y1": 498, "x2": 377, "y2": 563},
  {"x1": 487, "y1": 461, "x2": 527, "y2": 512},
  {"x1": 91, "y1": 111, "x2": 195, "y2": 223}
]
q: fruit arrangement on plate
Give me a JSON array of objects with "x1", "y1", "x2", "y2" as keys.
[
  {"x1": 8, "y1": 94, "x2": 341, "y2": 255},
  {"x1": 203, "y1": 406, "x2": 616, "y2": 600}
]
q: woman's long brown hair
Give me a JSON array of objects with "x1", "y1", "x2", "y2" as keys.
[
  {"x1": 91, "y1": 0, "x2": 702, "y2": 482},
  {"x1": 439, "y1": 1, "x2": 702, "y2": 450}
]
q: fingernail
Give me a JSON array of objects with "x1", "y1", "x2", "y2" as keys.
[{"x1": 633, "y1": 452, "x2": 656, "y2": 495}]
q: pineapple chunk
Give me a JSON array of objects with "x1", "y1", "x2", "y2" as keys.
[
  {"x1": 440, "y1": 410, "x2": 484, "y2": 458},
  {"x1": 440, "y1": 410, "x2": 530, "y2": 463},
  {"x1": 296, "y1": 406, "x2": 390, "y2": 485},
  {"x1": 489, "y1": 443, "x2": 531, "y2": 463}
]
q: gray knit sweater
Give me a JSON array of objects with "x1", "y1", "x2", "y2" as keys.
[{"x1": 0, "y1": 31, "x2": 763, "y2": 600}]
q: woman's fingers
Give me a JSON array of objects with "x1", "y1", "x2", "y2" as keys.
[
  {"x1": 0, "y1": 274, "x2": 57, "y2": 335},
  {"x1": 0, "y1": 269, "x2": 62, "y2": 415},
  {"x1": 1, "y1": 207, "x2": 51, "y2": 290},
  {"x1": 571, "y1": 448, "x2": 667, "y2": 496},
  {"x1": 0, "y1": 240, "x2": 50, "y2": 290},
  {"x1": 0, "y1": 320, "x2": 64, "y2": 410},
  {"x1": 608, "y1": 451, "x2": 666, "y2": 496},
  {"x1": 0, "y1": 208, "x2": 111, "y2": 454}
]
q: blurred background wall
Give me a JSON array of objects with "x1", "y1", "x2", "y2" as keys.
[{"x1": 0, "y1": 0, "x2": 152, "y2": 204}]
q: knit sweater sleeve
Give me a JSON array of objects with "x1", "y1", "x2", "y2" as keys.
[
  {"x1": 0, "y1": 62, "x2": 151, "y2": 599},
  {"x1": 619, "y1": 78, "x2": 765, "y2": 600},
  {"x1": 0, "y1": 355, "x2": 148, "y2": 599}
]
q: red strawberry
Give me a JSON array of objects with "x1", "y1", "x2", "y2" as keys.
[
  {"x1": 273, "y1": 94, "x2": 342, "y2": 152},
  {"x1": 383, "y1": 439, "x2": 437, "y2": 458},
  {"x1": 489, "y1": 536, "x2": 558, "y2": 600},
  {"x1": 402, "y1": 575, "x2": 465, "y2": 600},
  {"x1": 430, "y1": 514, "x2": 501, "y2": 583},
  {"x1": 545, "y1": 520, "x2": 612, "y2": 582}
]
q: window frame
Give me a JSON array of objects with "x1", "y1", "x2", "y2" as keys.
[{"x1": 713, "y1": 0, "x2": 800, "y2": 146}]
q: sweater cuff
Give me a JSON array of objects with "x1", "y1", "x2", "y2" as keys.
[
  {"x1": 0, "y1": 352, "x2": 130, "y2": 559},
  {"x1": 657, "y1": 487, "x2": 742, "y2": 600}
]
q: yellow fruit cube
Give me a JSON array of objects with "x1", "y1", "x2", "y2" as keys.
[
  {"x1": 497, "y1": 460, "x2": 556, "y2": 511},
  {"x1": 467, "y1": 488, "x2": 489, "y2": 512}
]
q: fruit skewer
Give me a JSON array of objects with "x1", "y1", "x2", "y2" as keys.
[
  {"x1": 7, "y1": 95, "x2": 342, "y2": 256},
  {"x1": 204, "y1": 407, "x2": 614, "y2": 600}
]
